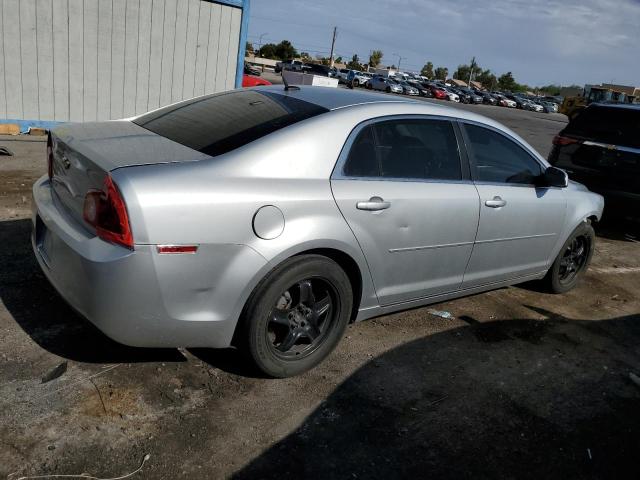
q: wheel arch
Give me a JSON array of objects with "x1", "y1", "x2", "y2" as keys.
[
  {"x1": 295, "y1": 247, "x2": 363, "y2": 322},
  {"x1": 231, "y1": 242, "x2": 375, "y2": 346}
]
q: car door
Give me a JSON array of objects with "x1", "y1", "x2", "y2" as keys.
[
  {"x1": 331, "y1": 117, "x2": 480, "y2": 306},
  {"x1": 460, "y1": 122, "x2": 567, "y2": 288}
]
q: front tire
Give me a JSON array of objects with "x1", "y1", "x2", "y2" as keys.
[
  {"x1": 240, "y1": 255, "x2": 353, "y2": 378},
  {"x1": 544, "y1": 222, "x2": 595, "y2": 293}
]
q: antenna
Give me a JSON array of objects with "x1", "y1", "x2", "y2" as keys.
[{"x1": 282, "y1": 71, "x2": 300, "y2": 91}]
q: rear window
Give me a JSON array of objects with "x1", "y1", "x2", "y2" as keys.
[
  {"x1": 133, "y1": 90, "x2": 328, "y2": 157},
  {"x1": 564, "y1": 106, "x2": 640, "y2": 148}
]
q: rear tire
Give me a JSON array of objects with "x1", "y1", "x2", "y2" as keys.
[
  {"x1": 239, "y1": 255, "x2": 353, "y2": 378},
  {"x1": 544, "y1": 222, "x2": 595, "y2": 293}
]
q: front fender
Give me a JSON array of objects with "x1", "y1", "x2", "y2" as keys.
[{"x1": 548, "y1": 189, "x2": 604, "y2": 265}]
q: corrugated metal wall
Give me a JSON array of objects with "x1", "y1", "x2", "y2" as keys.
[{"x1": 0, "y1": 0, "x2": 242, "y2": 122}]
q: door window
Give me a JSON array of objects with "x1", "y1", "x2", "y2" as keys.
[
  {"x1": 342, "y1": 119, "x2": 462, "y2": 180},
  {"x1": 464, "y1": 124, "x2": 542, "y2": 184},
  {"x1": 343, "y1": 126, "x2": 378, "y2": 177},
  {"x1": 373, "y1": 119, "x2": 462, "y2": 180}
]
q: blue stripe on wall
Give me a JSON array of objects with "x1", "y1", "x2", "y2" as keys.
[{"x1": 235, "y1": 0, "x2": 251, "y2": 88}]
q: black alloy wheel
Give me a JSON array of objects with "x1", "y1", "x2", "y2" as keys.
[
  {"x1": 557, "y1": 235, "x2": 591, "y2": 285},
  {"x1": 545, "y1": 222, "x2": 595, "y2": 293},
  {"x1": 267, "y1": 278, "x2": 337, "y2": 359},
  {"x1": 240, "y1": 255, "x2": 352, "y2": 377}
]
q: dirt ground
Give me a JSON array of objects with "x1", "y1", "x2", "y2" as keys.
[{"x1": 1, "y1": 106, "x2": 639, "y2": 479}]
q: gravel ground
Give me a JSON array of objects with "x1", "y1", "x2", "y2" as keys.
[{"x1": 1, "y1": 99, "x2": 639, "y2": 479}]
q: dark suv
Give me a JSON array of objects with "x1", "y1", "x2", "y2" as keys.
[{"x1": 548, "y1": 103, "x2": 640, "y2": 219}]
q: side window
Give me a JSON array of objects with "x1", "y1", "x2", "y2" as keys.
[
  {"x1": 372, "y1": 119, "x2": 462, "y2": 180},
  {"x1": 465, "y1": 124, "x2": 542, "y2": 184},
  {"x1": 343, "y1": 126, "x2": 379, "y2": 177}
]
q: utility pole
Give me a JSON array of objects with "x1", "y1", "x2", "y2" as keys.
[
  {"x1": 329, "y1": 27, "x2": 337, "y2": 68},
  {"x1": 392, "y1": 53, "x2": 406, "y2": 72},
  {"x1": 257, "y1": 33, "x2": 268, "y2": 72},
  {"x1": 257, "y1": 33, "x2": 269, "y2": 56},
  {"x1": 468, "y1": 56, "x2": 476, "y2": 88}
]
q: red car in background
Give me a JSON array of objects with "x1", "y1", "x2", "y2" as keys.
[
  {"x1": 429, "y1": 86, "x2": 448, "y2": 100},
  {"x1": 242, "y1": 74, "x2": 272, "y2": 88}
]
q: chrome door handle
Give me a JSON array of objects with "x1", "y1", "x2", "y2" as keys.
[
  {"x1": 485, "y1": 196, "x2": 507, "y2": 208},
  {"x1": 356, "y1": 196, "x2": 391, "y2": 211}
]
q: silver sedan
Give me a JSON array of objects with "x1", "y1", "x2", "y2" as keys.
[{"x1": 32, "y1": 86, "x2": 604, "y2": 377}]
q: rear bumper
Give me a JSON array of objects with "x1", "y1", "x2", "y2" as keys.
[{"x1": 31, "y1": 175, "x2": 268, "y2": 348}]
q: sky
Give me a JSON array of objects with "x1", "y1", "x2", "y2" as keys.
[{"x1": 247, "y1": 0, "x2": 640, "y2": 87}]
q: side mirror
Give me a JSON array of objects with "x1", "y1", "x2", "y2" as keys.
[{"x1": 539, "y1": 166, "x2": 568, "y2": 188}]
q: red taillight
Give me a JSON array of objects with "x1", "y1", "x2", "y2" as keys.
[
  {"x1": 83, "y1": 175, "x2": 134, "y2": 249},
  {"x1": 553, "y1": 135, "x2": 581, "y2": 146},
  {"x1": 47, "y1": 134, "x2": 53, "y2": 180}
]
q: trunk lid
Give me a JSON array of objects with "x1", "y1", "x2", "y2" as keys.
[{"x1": 49, "y1": 120, "x2": 210, "y2": 227}]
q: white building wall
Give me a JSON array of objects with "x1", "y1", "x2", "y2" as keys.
[{"x1": 0, "y1": 0, "x2": 242, "y2": 122}]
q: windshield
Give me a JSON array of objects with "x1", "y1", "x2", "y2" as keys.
[{"x1": 134, "y1": 90, "x2": 329, "y2": 157}]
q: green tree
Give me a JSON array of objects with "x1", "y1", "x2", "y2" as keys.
[
  {"x1": 258, "y1": 43, "x2": 278, "y2": 59},
  {"x1": 475, "y1": 69, "x2": 497, "y2": 90},
  {"x1": 245, "y1": 41, "x2": 254, "y2": 55},
  {"x1": 369, "y1": 50, "x2": 383, "y2": 68},
  {"x1": 420, "y1": 62, "x2": 434, "y2": 78},
  {"x1": 346, "y1": 54, "x2": 363, "y2": 71},
  {"x1": 300, "y1": 51, "x2": 311, "y2": 61},
  {"x1": 453, "y1": 64, "x2": 471, "y2": 81},
  {"x1": 334, "y1": 56, "x2": 343, "y2": 64},
  {"x1": 274, "y1": 40, "x2": 298, "y2": 60},
  {"x1": 453, "y1": 57, "x2": 478, "y2": 84},
  {"x1": 497, "y1": 71, "x2": 518, "y2": 91},
  {"x1": 434, "y1": 66, "x2": 448, "y2": 80}
]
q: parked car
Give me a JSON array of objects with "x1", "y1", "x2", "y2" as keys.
[
  {"x1": 460, "y1": 88, "x2": 483, "y2": 104},
  {"x1": 242, "y1": 74, "x2": 272, "y2": 87},
  {"x1": 338, "y1": 69, "x2": 369, "y2": 87},
  {"x1": 451, "y1": 88, "x2": 471, "y2": 104},
  {"x1": 244, "y1": 62, "x2": 261, "y2": 76},
  {"x1": 34, "y1": 86, "x2": 603, "y2": 378},
  {"x1": 429, "y1": 85, "x2": 449, "y2": 100},
  {"x1": 507, "y1": 95, "x2": 528, "y2": 109},
  {"x1": 304, "y1": 63, "x2": 337, "y2": 77},
  {"x1": 540, "y1": 101, "x2": 559, "y2": 113},
  {"x1": 548, "y1": 103, "x2": 638, "y2": 220},
  {"x1": 275, "y1": 59, "x2": 306, "y2": 73},
  {"x1": 407, "y1": 80, "x2": 433, "y2": 97},
  {"x1": 529, "y1": 101, "x2": 544, "y2": 113},
  {"x1": 368, "y1": 75, "x2": 403, "y2": 93},
  {"x1": 495, "y1": 94, "x2": 516, "y2": 108},
  {"x1": 392, "y1": 79, "x2": 420, "y2": 96},
  {"x1": 443, "y1": 88, "x2": 460, "y2": 102},
  {"x1": 357, "y1": 72, "x2": 373, "y2": 86},
  {"x1": 520, "y1": 98, "x2": 535, "y2": 110},
  {"x1": 476, "y1": 91, "x2": 497, "y2": 105}
]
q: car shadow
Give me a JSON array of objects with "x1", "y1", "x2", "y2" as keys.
[
  {"x1": 0, "y1": 218, "x2": 184, "y2": 364},
  {"x1": 188, "y1": 347, "x2": 266, "y2": 378},
  {"x1": 233, "y1": 307, "x2": 640, "y2": 480}
]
